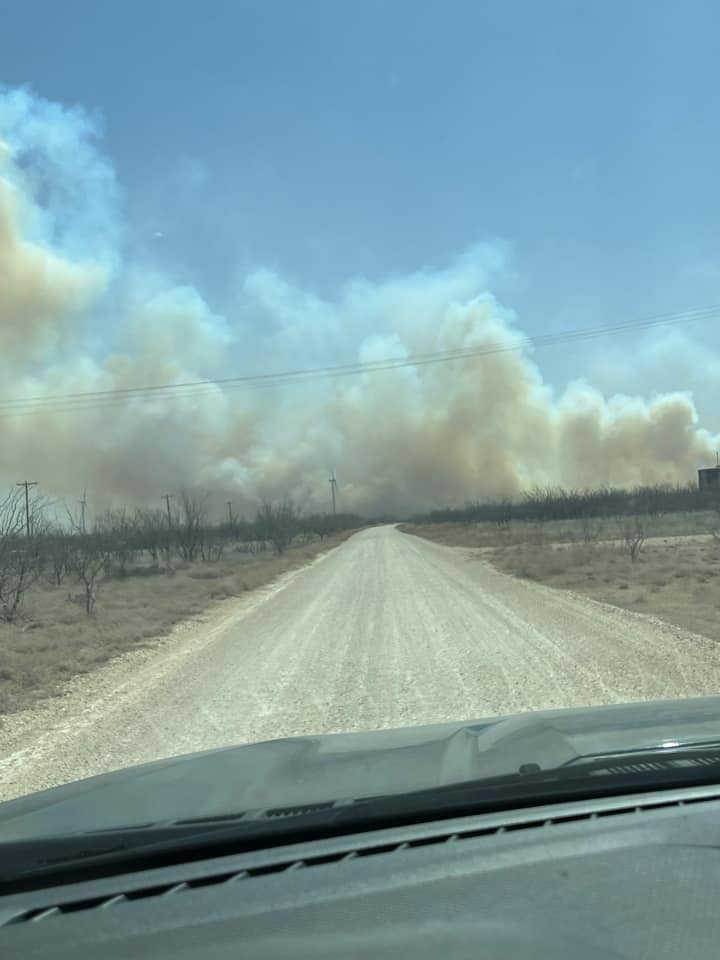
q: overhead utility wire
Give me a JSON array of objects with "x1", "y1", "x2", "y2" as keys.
[{"x1": 0, "y1": 305, "x2": 713, "y2": 419}]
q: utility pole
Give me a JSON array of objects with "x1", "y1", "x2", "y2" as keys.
[
  {"x1": 227, "y1": 501, "x2": 234, "y2": 525},
  {"x1": 78, "y1": 486, "x2": 87, "y2": 535},
  {"x1": 16, "y1": 480, "x2": 38, "y2": 538},
  {"x1": 162, "y1": 493, "x2": 173, "y2": 528},
  {"x1": 329, "y1": 470, "x2": 337, "y2": 516}
]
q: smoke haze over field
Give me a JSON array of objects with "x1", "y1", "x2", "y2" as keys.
[{"x1": 0, "y1": 87, "x2": 718, "y2": 519}]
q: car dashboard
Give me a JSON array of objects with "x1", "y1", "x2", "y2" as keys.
[{"x1": 3, "y1": 781, "x2": 720, "y2": 959}]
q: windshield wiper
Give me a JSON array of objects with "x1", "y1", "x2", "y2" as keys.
[{"x1": 4, "y1": 743, "x2": 720, "y2": 892}]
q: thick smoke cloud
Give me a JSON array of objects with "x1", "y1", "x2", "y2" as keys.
[{"x1": 0, "y1": 87, "x2": 717, "y2": 519}]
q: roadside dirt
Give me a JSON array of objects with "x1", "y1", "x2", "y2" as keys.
[
  {"x1": 403, "y1": 519, "x2": 720, "y2": 645},
  {"x1": 0, "y1": 532, "x2": 354, "y2": 716}
]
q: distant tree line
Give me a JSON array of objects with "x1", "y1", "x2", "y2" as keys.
[
  {"x1": 414, "y1": 482, "x2": 720, "y2": 526},
  {"x1": 0, "y1": 488, "x2": 367, "y2": 621}
]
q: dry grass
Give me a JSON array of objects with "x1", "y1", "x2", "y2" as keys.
[
  {"x1": 400, "y1": 509, "x2": 719, "y2": 550},
  {"x1": 403, "y1": 518, "x2": 720, "y2": 644},
  {"x1": 0, "y1": 533, "x2": 352, "y2": 717},
  {"x1": 490, "y1": 538, "x2": 720, "y2": 642}
]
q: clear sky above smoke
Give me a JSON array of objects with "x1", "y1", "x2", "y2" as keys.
[{"x1": 1, "y1": 1, "x2": 719, "y2": 516}]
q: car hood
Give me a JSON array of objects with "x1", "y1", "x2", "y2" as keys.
[{"x1": 3, "y1": 696, "x2": 720, "y2": 841}]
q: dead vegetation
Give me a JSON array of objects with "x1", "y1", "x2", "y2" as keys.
[
  {"x1": 0, "y1": 490, "x2": 365, "y2": 717},
  {"x1": 402, "y1": 483, "x2": 720, "y2": 646},
  {"x1": 489, "y1": 536, "x2": 720, "y2": 644},
  {"x1": 0, "y1": 531, "x2": 355, "y2": 717},
  {"x1": 401, "y1": 510, "x2": 718, "y2": 551},
  {"x1": 402, "y1": 510, "x2": 720, "y2": 646}
]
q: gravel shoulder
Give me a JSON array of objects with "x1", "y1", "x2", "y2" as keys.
[{"x1": 3, "y1": 525, "x2": 720, "y2": 802}]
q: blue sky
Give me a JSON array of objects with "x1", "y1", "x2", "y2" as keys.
[{"x1": 3, "y1": 0, "x2": 720, "y2": 428}]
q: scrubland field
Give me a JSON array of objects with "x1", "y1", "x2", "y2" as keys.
[
  {"x1": 0, "y1": 493, "x2": 361, "y2": 717},
  {"x1": 402, "y1": 494, "x2": 720, "y2": 646}
]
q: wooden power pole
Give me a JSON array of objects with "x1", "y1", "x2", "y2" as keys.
[
  {"x1": 16, "y1": 480, "x2": 38, "y2": 537},
  {"x1": 79, "y1": 486, "x2": 87, "y2": 535}
]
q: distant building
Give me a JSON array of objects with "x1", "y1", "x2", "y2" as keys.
[{"x1": 698, "y1": 466, "x2": 720, "y2": 490}]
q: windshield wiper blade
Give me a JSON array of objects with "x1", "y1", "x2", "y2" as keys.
[{"x1": 4, "y1": 743, "x2": 720, "y2": 892}]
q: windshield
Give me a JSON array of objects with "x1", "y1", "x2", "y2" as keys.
[{"x1": 1, "y1": 1, "x2": 720, "y2": 838}]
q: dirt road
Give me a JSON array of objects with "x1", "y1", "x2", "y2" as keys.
[{"x1": 3, "y1": 524, "x2": 720, "y2": 801}]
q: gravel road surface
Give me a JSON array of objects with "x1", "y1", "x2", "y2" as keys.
[{"x1": 3, "y1": 524, "x2": 720, "y2": 801}]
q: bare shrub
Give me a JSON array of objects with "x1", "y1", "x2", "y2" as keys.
[
  {"x1": 495, "y1": 498, "x2": 513, "y2": 530},
  {"x1": 95, "y1": 508, "x2": 138, "y2": 577},
  {"x1": 134, "y1": 508, "x2": 170, "y2": 564},
  {"x1": 708, "y1": 509, "x2": 720, "y2": 543},
  {"x1": 0, "y1": 543, "x2": 42, "y2": 621},
  {"x1": 200, "y1": 529, "x2": 225, "y2": 563},
  {"x1": 0, "y1": 488, "x2": 46, "y2": 620},
  {"x1": 43, "y1": 533, "x2": 73, "y2": 586},
  {"x1": 0, "y1": 489, "x2": 25, "y2": 542},
  {"x1": 174, "y1": 492, "x2": 208, "y2": 563},
  {"x1": 620, "y1": 516, "x2": 646, "y2": 562},
  {"x1": 579, "y1": 516, "x2": 604, "y2": 544},
  {"x1": 307, "y1": 513, "x2": 336, "y2": 541},
  {"x1": 255, "y1": 499, "x2": 301, "y2": 554},
  {"x1": 69, "y1": 538, "x2": 110, "y2": 615}
]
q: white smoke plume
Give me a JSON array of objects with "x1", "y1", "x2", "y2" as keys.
[{"x1": 0, "y1": 87, "x2": 717, "y2": 519}]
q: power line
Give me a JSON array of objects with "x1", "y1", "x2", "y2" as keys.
[
  {"x1": 1, "y1": 304, "x2": 712, "y2": 415},
  {"x1": 0, "y1": 304, "x2": 714, "y2": 419}
]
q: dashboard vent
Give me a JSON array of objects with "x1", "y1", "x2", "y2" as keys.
[
  {"x1": 591, "y1": 754, "x2": 720, "y2": 778},
  {"x1": 173, "y1": 801, "x2": 338, "y2": 826},
  {"x1": 3, "y1": 789, "x2": 718, "y2": 927}
]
